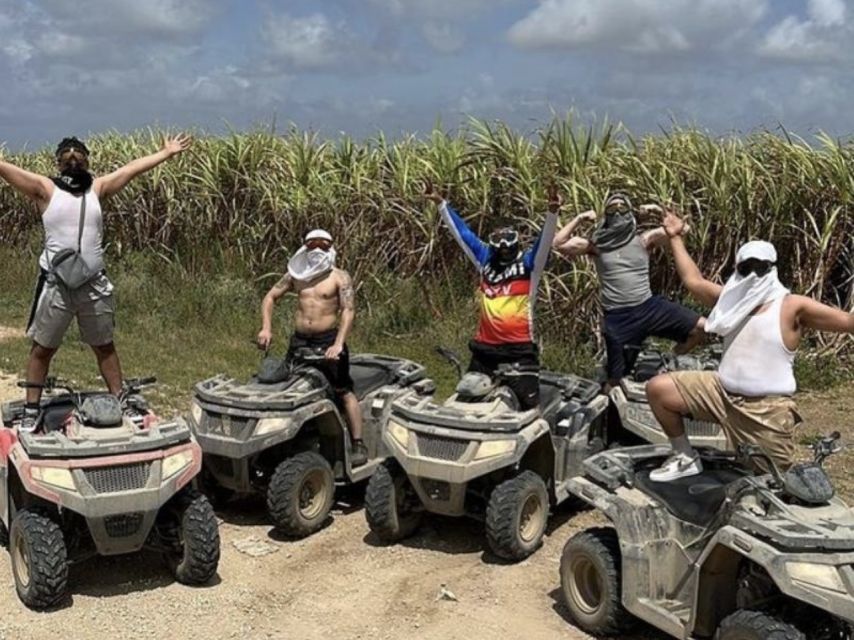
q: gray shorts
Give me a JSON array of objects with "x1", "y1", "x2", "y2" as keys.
[{"x1": 27, "y1": 274, "x2": 116, "y2": 349}]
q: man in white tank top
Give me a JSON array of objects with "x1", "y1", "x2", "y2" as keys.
[
  {"x1": 645, "y1": 209, "x2": 854, "y2": 482},
  {"x1": 0, "y1": 134, "x2": 191, "y2": 431}
]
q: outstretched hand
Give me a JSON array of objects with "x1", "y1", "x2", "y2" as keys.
[
  {"x1": 162, "y1": 134, "x2": 192, "y2": 157},
  {"x1": 547, "y1": 183, "x2": 563, "y2": 213},
  {"x1": 423, "y1": 178, "x2": 444, "y2": 204},
  {"x1": 662, "y1": 207, "x2": 688, "y2": 238}
]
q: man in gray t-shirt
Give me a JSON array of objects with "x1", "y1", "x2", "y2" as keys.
[{"x1": 553, "y1": 193, "x2": 705, "y2": 388}]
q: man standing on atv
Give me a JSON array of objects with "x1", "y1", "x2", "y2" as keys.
[
  {"x1": 0, "y1": 134, "x2": 192, "y2": 431},
  {"x1": 424, "y1": 181, "x2": 558, "y2": 410},
  {"x1": 646, "y1": 208, "x2": 854, "y2": 481},
  {"x1": 257, "y1": 229, "x2": 367, "y2": 466},
  {"x1": 552, "y1": 193, "x2": 706, "y2": 390}
]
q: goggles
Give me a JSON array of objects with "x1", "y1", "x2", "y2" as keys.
[
  {"x1": 305, "y1": 238, "x2": 333, "y2": 251},
  {"x1": 604, "y1": 199, "x2": 631, "y2": 215},
  {"x1": 488, "y1": 229, "x2": 519, "y2": 248},
  {"x1": 736, "y1": 259, "x2": 775, "y2": 278}
]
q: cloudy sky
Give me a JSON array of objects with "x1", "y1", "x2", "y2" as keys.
[{"x1": 1, "y1": 0, "x2": 852, "y2": 149}]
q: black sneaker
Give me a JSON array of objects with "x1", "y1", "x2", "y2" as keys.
[{"x1": 351, "y1": 440, "x2": 368, "y2": 467}]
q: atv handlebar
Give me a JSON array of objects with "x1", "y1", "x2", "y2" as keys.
[
  {"x1": 435, "y1": 346, "x2": 463, "y2": 380},
  {"x1": 812, "y1": 431, "x2": 843, "y2": 465}
]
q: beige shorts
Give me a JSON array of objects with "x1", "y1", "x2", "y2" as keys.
[
  {"x1": 669, "y1": 371, "x2": 801, "y2": 470},
  {"x1": 27, "y1": 274, "x2": 116, "y2": 349}
]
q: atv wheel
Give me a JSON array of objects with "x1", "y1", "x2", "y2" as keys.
[
  {"x1": 267, "y1": 451, "x2": 334, "y2": 537},
  {"x1": 365, "y1": 459, "x2": 422, "y2": 542},
  {"x1": 163, "y1": 489, "x2": 220, "y2": 585},
  {"x1": 0, "y1": 519, "x2": 8, "y2": 547},
  {"x1": 560, "y1": 528, "x2": 633, "y2": 635},
  {"x1": 485, "y1": 471, "x2": 549, "y2": 561},
  {"x1": 716, "y1": 610, "x2": 805, "y2": 640},
  {"x1": 10, "y1": 509, "x2": 68, "y2": 609}
]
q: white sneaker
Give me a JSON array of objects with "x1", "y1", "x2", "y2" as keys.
[{"x1": 649, "y1": 453, "x2": 703, "y2": 482}]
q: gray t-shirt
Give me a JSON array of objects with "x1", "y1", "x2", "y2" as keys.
[{"x1": 593, "y1": 234, "x2": 653, "y2": 311}]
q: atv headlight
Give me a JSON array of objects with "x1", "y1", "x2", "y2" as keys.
[
  {"x1": 255, "y1": 417, "x2": 291, "y2": 436},
  {"x1": 475, "y1": 439, "x2": 516, "y2": 460},
  {"x1": 786, "y1": 562, "x2": 846, "y2": 593},
  {"x1": 190, "y1": 401, "x2": 203, "y2": 426},
  {"x1": 31, "y1": 466, "x2": 77, "y2": 491},
  {"x1": 387, "y1": 421, "x2": 410, "y2": 448},
  {"x1": 163, "y1": 451, "x2": 193, "y2": 480}
]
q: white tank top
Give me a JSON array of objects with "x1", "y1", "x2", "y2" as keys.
[
  {"x1": 38, "y1": 187, "x2": 105, "y2": 273},
  {"x1": 718, "y1": 295, "x2": 796, "y2": 397}
]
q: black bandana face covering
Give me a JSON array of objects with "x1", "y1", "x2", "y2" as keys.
[{"x1": 52, "y1": 168, "x2": 93, "y2": 195}]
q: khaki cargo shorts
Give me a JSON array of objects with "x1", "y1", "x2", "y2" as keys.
[
  {"x1": 669, "y1": 371, "x2": 801, "y2": 470},
  {"x1": 27, "y1": 274, "x2": 116, "y2": 349}
]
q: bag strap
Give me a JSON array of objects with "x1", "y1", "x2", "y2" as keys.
[{"x1": 76, "y1": 194, "x2": 87, "y2": 252}]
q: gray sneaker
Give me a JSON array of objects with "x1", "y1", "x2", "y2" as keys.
[
  {"x1": 20, "y1": 409, "x2": 39, "y2": 434},
  {"x1": 351, "y1": 441, "x2": 368, "y2": 467}
]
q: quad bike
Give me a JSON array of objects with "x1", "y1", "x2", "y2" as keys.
[
  {"x1": 609, "y1": 344, "x2": 728, "y2": 450},
  {"x1": 559, "y1": 434, "x2": 854, "y2": 639},
  {"x1": 0, "y1": 377, "x2": 219, "y2": 609},
  {"x1": 189, "y1": 347, "x2": 429, "y2": 537},
  {"x1": 364, "y1": 347, "x2": 609, "y2": 561}
]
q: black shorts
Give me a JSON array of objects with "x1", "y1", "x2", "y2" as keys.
[
  {"x1": 287, "y1": 329, "x2": 354, "y2": 395},
  {"x1": 467, "y1": 340, "x2": 540, "y2": 410},
  {"x1": 603, "y1": 295, "x2": 701, "y2": 380}
]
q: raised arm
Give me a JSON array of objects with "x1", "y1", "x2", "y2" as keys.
[
  {"x1": 0, "y1": 160, "x2": 53, "y2": 207},
  {"x1": 94, "y1": 134, "x2": 191, "y2": 199},
  {"x1": 553, "y1": 209, "x2": 596, "y2": 258},
  {"x1": 423, "y1": 180, "x2": 489, "y2": 267},
  {"x1": 792, "y1": 295, "x2": 854, "y2": 334},
  {"x1": 663, "y1": 210, "x2": 722, "y2": 308},
  {"x1": 525, "y1": 184, "x2": 561, "y2": 273},
  {"x1": 257, "y1": 274, "x2": 293, "y2": 349},
  {"x1": 327, "y1": 271, "x2": 356, "y2": 360}
]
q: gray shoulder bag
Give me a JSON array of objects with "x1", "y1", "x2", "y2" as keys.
[{"x1": 48, "y1": 194, "x2": 100, "y2": 290}]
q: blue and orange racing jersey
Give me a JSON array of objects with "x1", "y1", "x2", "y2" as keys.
[{"x1": 439, "y1": 201, "x2": 557, "y2": 345}]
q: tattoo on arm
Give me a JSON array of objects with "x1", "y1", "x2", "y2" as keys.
[
  {"x1": 339, "y1": 273, "x2": 355, "y2": 310},
  {"x1": 270, "y1": 273, "x2": 294, "y2": 299}
]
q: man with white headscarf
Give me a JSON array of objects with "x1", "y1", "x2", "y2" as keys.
[
  {"x1": 646, "y1": 209, "x2": 854, "y2": 481},
  {"x1": 257, "y1": 229, "x2": 367, "y2": 466}
]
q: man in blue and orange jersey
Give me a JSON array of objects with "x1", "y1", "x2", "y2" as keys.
[{"x1": 424, "y1": 181, "x2": 558, "y2": 410}]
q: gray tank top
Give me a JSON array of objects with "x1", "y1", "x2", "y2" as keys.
[{"x1": 593, "y1": 235, "x2": 653, "y2": 311}]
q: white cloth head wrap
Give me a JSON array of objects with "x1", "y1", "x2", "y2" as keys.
[
  {"x1": 287, "y1": 229, "x2": 336, "y2": 282},
  {"x1": 704, "y1": 241, "x2": 789, "y2": 337}
]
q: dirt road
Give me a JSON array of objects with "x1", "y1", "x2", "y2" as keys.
[{"x1": 0, "y1": 370, "x2": 851, "y2": 640}]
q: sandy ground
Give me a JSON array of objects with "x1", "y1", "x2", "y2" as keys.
[{"x1": 0, "y1": 368, "x2": 851, "y2": 640}]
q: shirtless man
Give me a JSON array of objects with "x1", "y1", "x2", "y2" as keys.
[
  {"x1": 553, "y1": 193, "x2": 705, "y2": 389},
  {"x1": 646, "y1": 208, "x2": 854, "y2": 481},
  {"x1": 256, "y1": 229, "x2": 366, "y2": 466}
]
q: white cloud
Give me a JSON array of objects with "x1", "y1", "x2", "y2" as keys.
[
  {"x1": 507, "y1": 0, "x2": 767, "y2": 53},
  {"x1": 759, "y1": 0, "x2": 851, "y2": 63},
  {"x1": 422, "y1": 22, "x2": 465, "y2": 54},
  {"x1": 368, "y1": 0, "x2": 499, "y2": 18},
  {"x1": 263, "y1": 13, "x2": 346, "y2": 69}
]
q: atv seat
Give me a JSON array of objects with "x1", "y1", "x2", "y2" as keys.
[
  {"x1": 635, "y1": 467, "x2": 747, "y2": 527},
  {"x1": 539, "y1": 384, "x2": 563, "y2": 422},
  {"x1": 350, "y1": 363, "x2": 396, "y2": 399}
]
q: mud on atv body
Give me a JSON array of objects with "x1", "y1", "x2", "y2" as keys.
[
  {"x1": 560, "y1": 438, "x2": 854, "y2": 639},
  {"x1": 190, "y1": 353, "x2": 429, "y2": 536},
  {"x1": 0, "y1": 378, "x2": 219, "y2": 609},
  {"x1": 610, "y1": 346, "x2": 728, "y2": 450},
  {"x1": 366, "y1": 365, "x2": 608, "y2": 561}
]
